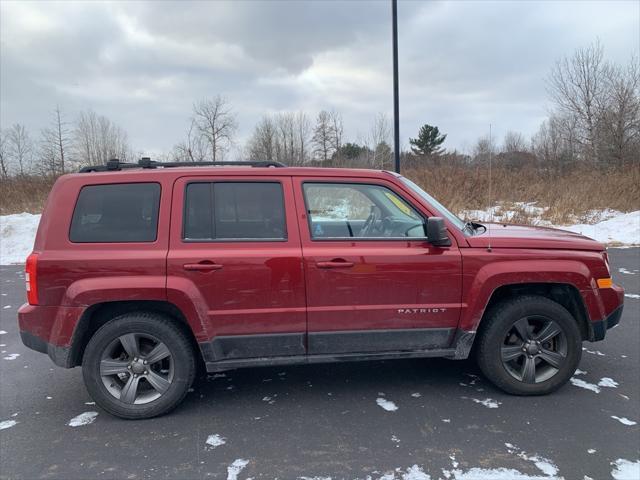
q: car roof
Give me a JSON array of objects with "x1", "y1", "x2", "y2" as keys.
[{"x1": 65, "y1": 166, "x2": 401, "y2": 181}]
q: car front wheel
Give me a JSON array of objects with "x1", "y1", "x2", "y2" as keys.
[
  {"x1": 476, "y1": 295, "x2": 582, "y2": 395},
  {"x1": 82, "y1": 312, "x2": 196, "y2": 419}
]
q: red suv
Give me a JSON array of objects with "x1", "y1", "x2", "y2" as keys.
[{"x1": 18, "y1": 159, "x2": 624, "y2": 419}]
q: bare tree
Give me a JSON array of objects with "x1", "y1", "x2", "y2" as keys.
[
  {"x1": 173, "y1": 120, "x2": 208, "y2": 162},
  {"x1": 502, "y1": 131, "x2": 527, "y2": 153},
  {"x1": 599, "y1": 59, "x2": 640, "y2": 165},
  {"x1": 7, "y1": 123, "x2": 33, "y2": 175},
  {"x1": 39, "y1": 106, "x2": 71, "y2": 175},
  {"x1": 73, "y1": 110, "x2": 131, "y2": 166},
  {"x1": 192, "y1": 96, "x2": 237, "y2": 162},
  {"x1": 312, "y1": 111, "x2": 335, "y2": 162},
  {"x1": 295, "y1": 111, "x2": 312, "y2": 165},
  {"x1": 328, "y1": 110, "x2": 343, "y2": 154},
  {"x1": 0, "y1": 129, "x2": 9, "y2": 179},
  {"x1": 547, "y1": 40, "x2": 608, "y2": 163},
  {"x1": 247, "y1": 111, "x2": 311, "y2": 166},
  {"x1": 366, "y1": 113, "x2": 392, "y2": 168}
]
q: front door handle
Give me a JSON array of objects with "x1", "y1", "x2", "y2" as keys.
[
  {"x1": 183, "y1": 262, "x2": 223, "y2": 271},
  {"x1": 316, "y1": 260, "x2": 354, "y2": 269}
]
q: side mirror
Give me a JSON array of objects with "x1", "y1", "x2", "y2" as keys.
[{"x1": 426, "y1": 217, "x2": 451, "y2": 246}]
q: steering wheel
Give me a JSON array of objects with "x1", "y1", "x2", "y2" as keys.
[{"x1": 359, "y1": 206, "x2": 382, "y2": 237}]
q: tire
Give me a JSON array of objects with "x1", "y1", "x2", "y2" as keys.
[
  {"x1": 82, "y1": 312, "x2": 196, "y2": 419},
  {"x1": 476, "y1": 295, "x2": 582, "y2": 396}
]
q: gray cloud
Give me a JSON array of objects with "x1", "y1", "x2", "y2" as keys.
[{"x1": 1, "y1": 0, "x2": 638, "y2": 158}]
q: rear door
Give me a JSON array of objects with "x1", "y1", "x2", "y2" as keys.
[
  {"x1": 167, "y1": 175, "x2": 306, "y2": 362},
  {"x1": 293, "y1": 176, "x2": 463, "y2": 355}
]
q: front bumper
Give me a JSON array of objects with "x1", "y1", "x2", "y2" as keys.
[{"x1": 589, "y1": 305, "x2": 624, "y2": 342}]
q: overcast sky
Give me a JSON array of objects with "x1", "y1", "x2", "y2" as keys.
[{"x1": 1, "y1": 0, "x2": 638, "y2": 158}]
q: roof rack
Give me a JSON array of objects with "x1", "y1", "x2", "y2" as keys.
[{"x1": 79, "y1": 157, "x2": 286, "y2": 173}]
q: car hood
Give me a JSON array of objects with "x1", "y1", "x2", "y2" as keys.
[{"x1": 465, "y1": 223, "x2": 605, "y2": 251}]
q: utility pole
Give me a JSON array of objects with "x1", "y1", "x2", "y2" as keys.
[{"x1": 392, "y1": 0, "x2": 401, "y2": 173}]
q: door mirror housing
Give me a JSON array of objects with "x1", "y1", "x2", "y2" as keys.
[{"x1": 426, "y1": 217, "x2": 451, "y2": 246}]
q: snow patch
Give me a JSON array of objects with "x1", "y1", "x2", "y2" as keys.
[
  {"x1": 205, "y1": 434, "x2": 226, "y2": 449},
  {"x1": 624, "y1": 293, "x2": 640, "y2": 299},
  {"x1": 559, "y1": 211, "x2": 640, "y2": 245},
  {"x1": 505, "y1": 443, "x2": 560, "y2": 477},
  {"x1": 570, "y1": 377, "x2": 600, "y2": 393},
  {"x1": 68, "y1": 411, "x2": 98, "y2": 427},
  {"x1": 598, "y1": 377, "x2": 619, "y2": 388},
  {"x1": 468, "y1": 397, "x2": 501, "y2": 409},
  {"x1": 3, "y1": 353, "x2": 20, "y2": 360},
  {"x1": 0, "y1": 419, "x2": 17, "y2": 430},
  {"x1": 611, "y1": 416, "x2": 637, "y2": 426},
  {"x1": 401, "y1": 465, "x2": 431, "y2": 479},
  {"x1": 0, "y1": 213, "x2": 40, "y2": 264},
  {"x1": 618, "y1": 268, "x2": 635, "y2": 275},
  {"x1": 0, "y1": 331, "x2": 7, "y2": 335},
  {"x1": 611, "y1": 459, "x2": 640, "y2": 480},
  {"x1": 376, "y1": 397, "x2": 398, "y2": 411},
  {"x1": 3, "y1": 305, "x2": 11, "y2": 309},
  {"x1": 226, "y1": 459, "x2": 249, "y2": 480},
  {"x1": 411, "y1": 392, "x2": 422, "y2": 398}
]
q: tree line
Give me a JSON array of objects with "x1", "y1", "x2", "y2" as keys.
[{"x1": 1, "y1": 40, "x2": 636, "y2": 178}]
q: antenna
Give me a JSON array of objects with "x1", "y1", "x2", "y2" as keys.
[{"x1": 487, "y1": 123, "x2": 493, "y2": 252}]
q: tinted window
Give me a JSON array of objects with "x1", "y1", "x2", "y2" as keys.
[
  {"x1": 303, "y1": 183, "x2": 425, "y2": 239},
  {"x1": 184, "y1": 182, "x2": 286, "y2": 241},
  {"x1": 70, "y1": 183, "x2": 161, "y2": 243}
]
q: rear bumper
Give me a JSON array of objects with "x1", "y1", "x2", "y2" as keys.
[
  {"x1": 20, "y1": 330, "x2": 73, "y2": 368},
  {"x1": 18, "y1": 303, "x2": 84, "y2": 368},
  {"x1": 589, "y1": 305, "x2": 624, "y2": 342}
]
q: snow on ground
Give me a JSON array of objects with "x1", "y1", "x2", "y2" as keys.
[
  {"x1": 467, "y1": 397, "x2": 501, "y2": 409},
  {"x1": 611, "y1": 416, "x2": 637, "y2": 426},
  {"x1": 376, "y1": 397, "x2": 399, "y2": 412},
  {"x1": 226, "y1": 459, "x2": 249, "y2": 480},
  {"x1": 0, "y1": 419, "x2": 18, "y2": 430},
  {"x1": 205, "y1": 434, "x2": 226, "y2": 449},
  {"x1": 68, "y1": 411, "x2": 98, "y2": 427},
  {"x1": 570, "y1": 377, "x2": 601, "y2": 393},
  {"x1": 0, "y1": 213, "x2": 40, "y2": 265},
  {"x1": 560, "y1": 211, "x2": 640, "y2": 245},
  {"x1": 611, "y1": 459, "x2": 640, "y2": 480},
  {"x1": 1, "y1": 209, "x2": 638, "y2": 264}
]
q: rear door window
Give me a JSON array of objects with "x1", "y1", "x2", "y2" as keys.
[
  {"x1": 183, "y1": 182, "x2": 286, "y2": 241},
  {"x1": 69, "y1": 183, "x2": 161, "y2": 243}
]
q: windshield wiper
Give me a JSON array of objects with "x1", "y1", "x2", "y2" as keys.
[{"x1": 463, "y1": 221, "x2": 486, "y2": 235}]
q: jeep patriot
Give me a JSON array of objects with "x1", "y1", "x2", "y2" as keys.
[{"x1": 18, "y1": 159, "x2": 625, "y2": 419}]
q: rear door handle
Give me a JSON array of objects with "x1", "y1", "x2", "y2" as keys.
[
  {"x1": 316, "y1": 260, "x2": 354, "y2": 269},
  {"x1": 183, "y1": 262, "x2": 223, "y2": 271}
]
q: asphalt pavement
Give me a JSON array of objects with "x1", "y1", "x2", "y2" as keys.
[{"x1": 0, "y1": 248, "x2": 638, "y2": 479}]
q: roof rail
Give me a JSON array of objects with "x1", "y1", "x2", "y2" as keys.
[{"x1": 79, "y1": 158, "x2": 286, "y2": 173}]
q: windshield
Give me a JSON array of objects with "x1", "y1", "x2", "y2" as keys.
[{"x1": 399, "y1": 177, "x2": 467, "y2": 231}]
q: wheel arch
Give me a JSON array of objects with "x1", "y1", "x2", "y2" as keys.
[
  {"x1": 69, "y1": 300, "x2": 202, "y2": 368},
  {"x1": 476, "y1": 282, "x2": 591, "y2": 341}
]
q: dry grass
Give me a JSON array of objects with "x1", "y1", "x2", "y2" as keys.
[
  {"x1": 1, "y1": 165, "x2": 639, "y2": 225},
  {"x1": 404, "y1": 164, "x2": 640, "y2": 224},
  {"x1": 0, "y1": 176, "x2": 57, "y2": 215}
]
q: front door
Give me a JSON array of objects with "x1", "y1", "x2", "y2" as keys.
[
  {"x1": 167, "y1": 176, "x2": 306, "y2": 363},
  {"x1": 293, "y1": 177, "x2": 463, "y2": 355}
]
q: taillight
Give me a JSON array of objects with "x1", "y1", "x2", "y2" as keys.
[{"x1": 25, "y1": 253, "x2": 38, "y2": 305}]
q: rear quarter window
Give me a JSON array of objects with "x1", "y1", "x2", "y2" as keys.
[{"x1": 69, "y1": 183, "x2": 161, "y2": 243}]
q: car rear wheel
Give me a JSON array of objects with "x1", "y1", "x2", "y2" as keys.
[
  {"x1": 82, "y1": 312, "x2": 196, "y2": 419},
  {"x1": 476, "y1": 295, "x2": 582, "y2": 395}
]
